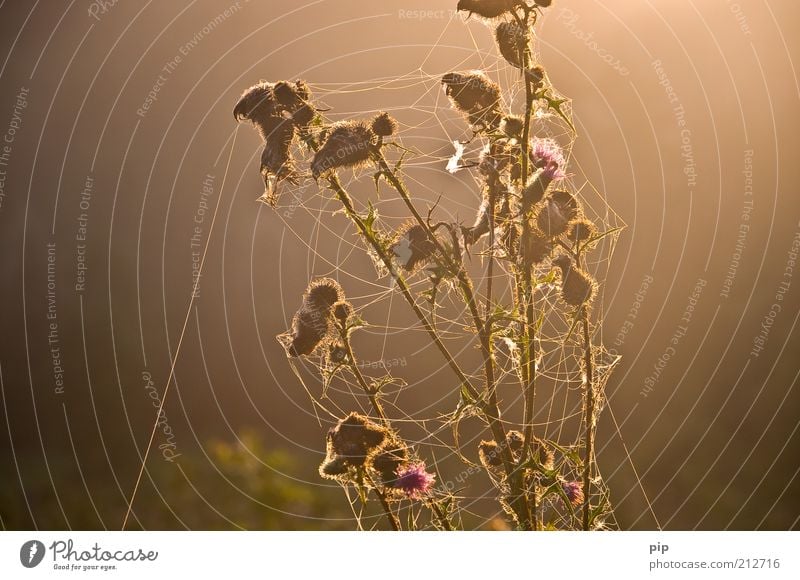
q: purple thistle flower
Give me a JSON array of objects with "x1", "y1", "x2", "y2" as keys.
[
  {"x1": 394, "y1": 462, "x2": 436, "y2": 499},
  {"x1": 530, "y1": 137, "x2": 566, "y2": 180},
  {"x1": 562, "y1": 480, "x2": 584, "y2": 507}
]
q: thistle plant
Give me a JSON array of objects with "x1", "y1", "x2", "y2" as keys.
[{"x1": 236, "y1": 0, "x2": 621, "y2": 530}]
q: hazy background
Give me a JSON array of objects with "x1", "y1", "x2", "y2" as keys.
[{"x1": 0, "y1": 0, "x2": 798, "y2": 530}]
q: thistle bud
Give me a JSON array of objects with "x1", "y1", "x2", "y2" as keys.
[
  {"x1": 373, "y1": 445, "x2": 408, "y2": 485},
  {"x1": 305, "y1": 278, "x2": 344, "y2": 312},
  {"x1": 283, "y1": 278, "x2": 345, "y2": 357},
  {"x1": 500, "y1": 115, "x2": 524, "y2": 139},
  {"x1": 327, "y1": 413, "x2": 389, "y2": 467},
  {"x1": 371, "y1": 111, "x2": 398, "y2": 137},
  {"x1": 532, "y1": 438, "x2": 555, "y2": 470},
  {"x1": 319, "y1": 456, "x2": 349, "y2": 479},
  {"x1": 506, "y1": 430, "x2": 525, "y2": 453},
  {"x1": 457, "y1": 0, "x2": 520, "y2": 19},
  {"x1": 495, "y1": 21, "x2": 527, "y2": 69},
  {"x1": 524, "y1": 232, "x2": 554, "y2": 265},
  {"x1": 562, "y1": 480, "x2": 584, "y2": 507},
  {"x1": 442, "y1": 71, "x2": 502, "y2": 130},
  {"x1": 332, "y1": 300, "x2": 354, "y2": 325},
  {"x1": 567, "y1": 218, "x2": 597, "y2": 244},
  {"x1": 286, "y1": 307, "x2": 330, "y2": 357},
  {"x1": 311, "y1": 121, "x2": 376, "y2": 178},
  {"x1": 526, "y1": 65, "x2": 546, "y2": 90},
  {"x1": 553, "y1": 254, "x2": 597, "y2": 307},
  {"x1": 478, "y1": 440, "x2": 504, "y2": 469},
  {"x1": 536, "y1": 190, "x2": 578, "y2": 238}
]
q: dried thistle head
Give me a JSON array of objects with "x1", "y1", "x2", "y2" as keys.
[
  {"x1": 478, "y1": 440, "x2": 504, "y2": 470},
  {"x1": 311, "y1": 120, "x2": 376, "y2": 178},
  {"x1": 457, "y1": 0, "x2": 520, "y2": 19},
  {"x1": 389, "y1": 223, "x2": 438, "y2": 271},
  {"x1": 500, "y1": 115, "x2": 524, "y2": 139},
  {"x1": 534, "y1": 0, "x2": 553, "y2": 8},
  {"x1": 305, "y1": 278, "x2": 344, "y2": 312},
  {"x1": 286, "y1": 307, "x2": 330, "y2": 357},
  {"x1": 373, "y1": 445, "x2": 408, "y2": 485},
  {"x1": 332, "y1": 300, "x2": 354, "y2": 326},
  {"x1": 567, "y1": 217, "x2": 597, "y2": 244},
  {"x1": 536, "y1": 190, "x2": 579, "y2": 238},
  {"x1": 442, "y1": 71, "x2": 502, "y2": 130},
  {"x1": 327, "y1": 412, "x2": 389, "y2": 467},
  {"x1": 526, "y1": 64, "x2": 547, "y2": 91},
  {"x1": 282, "y1": 278, "x2": 345, "y2": 357},
  {"x1": 319, "y1": 455, "x2": 349, "y2": 479},
  {"x1": 235, "y1": 80, "x2": 308, "y2": 202},
  {"x1": 259, "y1": 119, "x2": 295, "y2": 184},
  {"x1": 371, "y1": 111, "x2": 398, "y2": 137},
  {"x1": 273, "y1": 79, "x2": 316, "y2": 128},
  {"x1": 505, "y1": 430, "x2": 525, "y2": 453},
  {"x1": 532, "y1": 438, "x2": 555, "y2": 470},
  {"x1": 495, "y1": 21, "x2": 527, "y2": 69},
  {"x1": 553, "y1": 254, "x2": 597, "y2": 307},
  {"x1": 479, "y1": 139, "x2": 516, "y2": 178},
  {"x1": 524, "y1": 232, "x2": 554, "y2": 265},
  {"x1": 234, "y1": 81, "x2": 281, "y2": 130}
]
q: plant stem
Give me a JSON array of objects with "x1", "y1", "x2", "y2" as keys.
[
  {"x1": 576, "y1": 251, "x2": 595, "y2": 531},
  {"x1": 338, "y1": 326, "x2": 389, "y2": 427},
  {"x1": 427, "y1": 498, "x2": 453, "y2": 531},
  {"x1": 516, "y1": 9, "x2": 540, "y2": 531},
  {"x1": 325, "y1": 173, "x2": 481, "y2": 403},
  {"x1": 373, "y1": 152, "x2": 531, "y2": 528},
  {"x1": 367, "y1": 474, "x2": 401, "y2": 531}
]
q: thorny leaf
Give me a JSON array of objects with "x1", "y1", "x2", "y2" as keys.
[{"x1": 540, "y1": 89, "x2": 575, "y2": 133}]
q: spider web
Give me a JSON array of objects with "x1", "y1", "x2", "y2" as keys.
[{"x1": 253, "y1": 11, "x2": 656, "y2": 531}]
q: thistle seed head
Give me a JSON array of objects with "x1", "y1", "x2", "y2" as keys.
[
  {"x1": 478, "y1": 440, "x2": 504, "y2": 469},
  {"x1": 327, "y1": 412, "x2": 389, "y2": 467},
  {"x1": 373, "y1": 445, "x2": 408, "y2": 485},
  {"x1": 457, "y1": 0, "x2": 520, "y2": 19},
  {"x1": 495, "y1": 21, "x2": 527, "y2": 69},
  {"x1": 506, "y1": 430, "x2": 525, "y2": 453},
  {"x1": 311, "y1": 120, "x2": 376, "y2": 179},
  {"x1": 371, "y1": 111, "x2": 398, "y2": 137},
  {"x1": 442, "y1": 71, "x2": 503, "y2": 130},
  {"x1": 553, "y1": 254, "x2": 597, "y2": 307},
  {"x1": 304, "y1": 278, "x2": 344, "y2": 312},
  {"x1": 332, "y1": 300, "x2": 354, "y2": 326},
  {"x1": 567, "y1": 218, "x2": 597, "y2": 244},
  {"x1": 536, "y1": 190, "x2": 578, "y2": 238},
  {"x1": 500, "y1": 115, "x2": 525, "y2": 139}
]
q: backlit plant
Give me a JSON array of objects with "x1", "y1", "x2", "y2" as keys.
[{"x1": 236, "y1": 0, "x2": 621, "y2": 530}]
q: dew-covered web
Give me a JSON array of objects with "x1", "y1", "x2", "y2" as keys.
[{"x1": 247, "y1": 9, "x2": 655, "y2": 530}]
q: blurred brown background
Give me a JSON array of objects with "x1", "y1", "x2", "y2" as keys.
[{"x1": 0, "y1": 0, "x2": 798, "y2": 530}]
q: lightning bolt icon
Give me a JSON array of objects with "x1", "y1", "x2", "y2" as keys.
[{"x1": 28, "y1": 543, "x2": 38, "y2": 564}]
